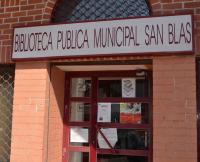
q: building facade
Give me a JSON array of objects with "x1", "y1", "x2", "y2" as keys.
[{"x1": 0, "y1": 0, "x2": 200, "y2": 162}]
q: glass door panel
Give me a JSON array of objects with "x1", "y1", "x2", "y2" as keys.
[
  {"x1": 71, "y1": 78, "x2": 91, "y2": 97},
  {"x1": 64, "y1": 71, "x2": 152, "y2": 162},
  {"x1": 65, "y1": 77, "x2": 92, "y2": 162},
  {"x1": 97, "y1": 128, "x2": 149, "y2": 150},
  {"x1": 70, "y1": 102, "x2": 91, "y2": 122},
  {"x1": 69, "y1": 152, "x2": 89, "y2": 162},
  {"x1": 96, "y1": 74, "x2": 151, "y2": 162}
]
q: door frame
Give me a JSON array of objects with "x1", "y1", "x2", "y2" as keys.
[
  {"x1": 196, "y1": 59, "x2": 200, "y2": 162},
  {"x1": 62, "y1": 70, "x2": 153, "y2": 162}
]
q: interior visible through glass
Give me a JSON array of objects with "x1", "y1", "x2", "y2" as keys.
[
  {"x1": 97, "y1": 154, "x2": 148, "y2": 162},
  {"x1": 98, "y1": 77, "x2": 149, "y2": 98},
  {"x1": 70, "y1": 102, "x2": 90, "y2": 122},
  {"x1": 69, "y1": 152, "x2": 89, "y2": 162},
  {"x1": 71, "y1": 78, "x2": 91, "y2": 97},
  {"x1": 97, "y1": 129, "x2": 149, "y2": 150}
]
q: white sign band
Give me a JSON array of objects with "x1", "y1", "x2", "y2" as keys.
[{"x1": 12, "y1": 15, "x2": 193, "y2": 60}]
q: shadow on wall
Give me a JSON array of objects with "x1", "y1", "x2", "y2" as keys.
[{"x1": 47, "y1": 66, "x2": 65, "y2": 162}]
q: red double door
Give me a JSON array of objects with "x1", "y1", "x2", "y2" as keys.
[{"x1": 62, "y1": 71, "x2": 152, "y2": 162}]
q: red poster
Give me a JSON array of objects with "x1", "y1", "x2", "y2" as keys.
[{"x1": 120, "y1": 103, "x2": 141, "y2": 124}]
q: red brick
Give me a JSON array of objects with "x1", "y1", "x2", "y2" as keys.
[
  {"x1": 0, "y1": 24, "x2": 10, "y2": 29},
  {"x1": 149, "y1": 0, "x2": 160, "y2": 4},
  {"x1": 162, "y1": 10, "x2": 174, "y2": 15},
  {"x1": 5, "y1": 0, "x2": 9, "y2": 6},
  {"x1": 0, "y1": 34, "x2": 9, "y2": 39},
  {"x1": 0, "y1": 0, "x2": 5, "y2": 7},
  {"x1": 0, "y1": 13, "x2": 11, "y2": 18},
  {"x1": 5, "y1": 6, "x2": 20, "y2": 12},
  {"x1": 10, "y1": 0, "x2": 15, "y2": 6},
  {"x1": 163, "y1": 3, "x2": 182, "y2": 10},
  {"x1": 2, "y1": 40, "x2": 12, "y2": 45},
  {"x1": 4, "y1": 17, "x2": 18, "y2": 23},
  {"x1": 174, "y1": 0, "x2": 193, "y2": 2},
  {"x1": 194, "y1": 28, "x2": 200, "y2": 34},
  {"x1": 46, "y1": 2, "x2": 55, "y2": 8},
  {"x1": 29, "y1": 0, "x2": 43, "y2": 4},
  {"x1": 19, "y1": 16, "x2": 34, "y2": 22},
  {"x1": 184, "y1": 2, "x2": 200, "y2": 8},
  {"x1": 43, "y1": 14, "x2": 51, "y2": 20},
  {"x1": 0, "y1": 46, "x2": 2, "y2": 61},
  {"x1": 196, "y1": 22, "x2": 200, "y2": 28},
  {"x1": 152, "y1": 11, "x2": 162, "y2": 16},
  {"x1": 0, "y1": 8, "x2": 4, "y2": 13},
  {"x1": 175, "y1": 9, "x2": 194, "y2": 14},
  {"x1": 196, "y1": 8, "x2": 200, "y2": 14},
  {"x1": 152, "y1": 3, "x2": 162, "y2": 10},
  {"x1": 12, "y1": 11, "x2": 27, "y2": 17},
  {"x1": 15, "y1": 0, "x2": 20, "y2": 5},
  {"x1": 20, "y1": 5, "x2": 35, "y2": 11},
  {"x1": 197, "y1": 36, "x2": 200, "y2": 53},
  {"x1": 162, "y1": 0, "x2": 172, "y2": 3},
  {"x1": 44, "y1": 7, "x2": 52, "y2": 14},
  {"x1": 5, "y1": 46, "x2": 12, "y2": 63},
  {"x1": 194, "y1": 15, "x2": 200, "y2": 21},
  {"x1": 27, "y1": 9, "x2": 42, "y2": 15},
  {"x1": 35, "y1": 3, "x2": 45, "y2": 9},
  {"x1": 1, "y1": 46, "x2": 6, "y2": 63},
  {"x1": 20, "y1": 0, "x2": 27, "y2": 5},
  {"x1": 11, "y1": 22, "x2": 26, "y2": 28},
  {"x1": 35, "y1": 15, "x2": 42, "y2": 20},
  {"x1": 26, "y1": 21, "x2": 42, "y2": 26}
]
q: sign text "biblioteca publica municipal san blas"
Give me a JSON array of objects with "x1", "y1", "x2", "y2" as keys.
[{"x1": 12, "y1": 15, "x2": 193, "y2": 59}]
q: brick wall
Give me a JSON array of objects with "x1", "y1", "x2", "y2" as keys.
[
  {"x1": 150, "y1": 0, "x2": 200, "y2": 56},
  {"x1": 153, "y1": 56, "x2": 197, "y2": 162},
  {"x1": 10, "y1": 62, "x2": 50, "y2": 162},
  {"x1": 0, "y1": 0, "x2": 57, "y2": 63}
]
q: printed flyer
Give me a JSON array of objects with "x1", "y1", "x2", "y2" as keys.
[
  {"x1": 97, "y1": 103, "x2": 111, "y2": 122},
  {"x1": 120, "y1": 103, "x2": 141, "y2": 124},
  {"x1": 122, "y1": 78, "x2": 136, "y2": 98}
]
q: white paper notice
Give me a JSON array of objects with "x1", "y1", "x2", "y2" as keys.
[
  {"x1": 122, "y1": 78, "x2": 136, "y2": 98},
  {"x1": 70, "y1": 128, "x2": 88, "y2": 143},
  {"x1": 98, "y1": 128, "x2": 118, "y2": 149},
  {"x1": 97, "y1": 103, "x2": 111, "y2": 122}
]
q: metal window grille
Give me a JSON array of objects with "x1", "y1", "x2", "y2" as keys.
[
  {"x1": 52, "y1": 0, "x2": 150, "y2": 23},
  {"x1": 0, "y1": 65, "x2": 15, "y2": 162}
]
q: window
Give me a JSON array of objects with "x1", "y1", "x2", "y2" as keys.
[{"x1": 52, "y1": 0, "x2": 150, "y2": 23}]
